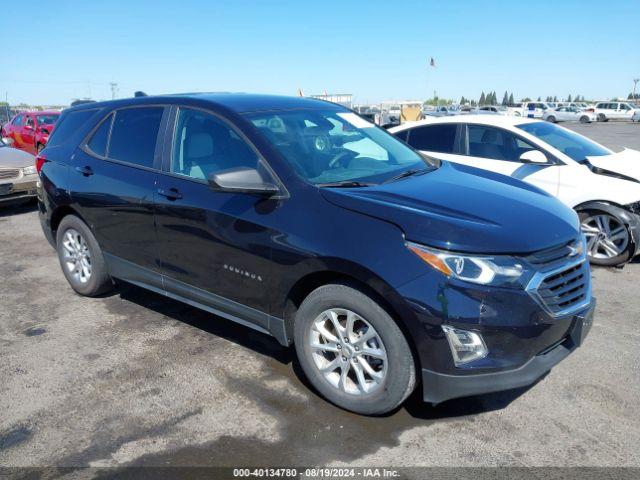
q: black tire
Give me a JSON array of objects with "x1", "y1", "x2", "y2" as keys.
[
  {"x1": 294, "y1": 283, "x2": 416, "y2": 415},
  {"x1": 579, "y1": 115, "x2": 590, "y2": 124},
  {"x1": 597, "y1": 113, "x2": 606, "y2": 122},
  {"x1": 578, "y1": 209, "x2": 634, "y2": 267},
  {"x1": 56, "y1": 215, "x2": 113, "y2": 296},
  {"x1": 547, "y1": 116, "x2": 556, "y2": 123}
]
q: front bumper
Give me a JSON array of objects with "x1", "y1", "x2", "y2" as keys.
[
  {"x1": 0, "y1": 177, "x2": 38, "y2": 204},
  {"x1": 421, "y1": 300, "x2": 594, "y2": 403}
]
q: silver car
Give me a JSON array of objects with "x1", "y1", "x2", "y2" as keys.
[
  {"x1": 0, "y1": 138, "x2": 38, "y2": 205},
  {"x1": 543, "y1": 106, "x2": 596, "y2": 124}
]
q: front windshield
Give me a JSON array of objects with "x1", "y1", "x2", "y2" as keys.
[
  {"x1": 37, "y1": 114, "x2": 59, "y2": 125},
  {"x1": 517, "y1": 121, "x2": 611, "y2": 161},
  {"x1": 245, "y1": 109, "x2": 430, "y2": 185}
]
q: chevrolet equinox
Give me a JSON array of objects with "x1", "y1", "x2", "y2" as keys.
[{"x1": 37, "y1": 93, "x2": 595, "y2": 415}]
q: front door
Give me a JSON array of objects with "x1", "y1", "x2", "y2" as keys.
[
  {"x1": 449, "y1": 124, "x2": 560, "y2": 197},
  {"x1": 154, "y1": 106, "x2": 278, "y2": 322},
  {"x1": 22, "y1": 115, "x2": 37, "y2": 154}
]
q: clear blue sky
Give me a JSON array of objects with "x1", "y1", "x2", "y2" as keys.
[{"x1": 2, "y1": 0, "x2": 639, "y2": 105}]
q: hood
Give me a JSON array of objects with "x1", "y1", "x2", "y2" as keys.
[
  {"x1": 587, "y1": 148, "x2": 640, "y2": 182},
  {"x1": 0, "y1": 146, "x2": 36, "y2": 168},
  {"x1": 321, "y1": 162, "x2": 579, "y2": 254}
]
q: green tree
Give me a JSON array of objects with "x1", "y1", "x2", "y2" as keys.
[
  {"x1": 479, "y1": 92, "x2": 486, "y2": 105},
  {"x1": 567, "y1": 94, "x2": 572, "y2": 102},
  {"x1": 537, "y1": 96, "x2": 541, "y2": 101},
  {"x1": 553, "y1": 96, "x2": 558, "y2": 102},
  {"x1": 470, "y1": 99, "x2": 477, "y2": 106},
  {"x1": 522, "y1": 97, "x2": 532, "y2": 102},
  {"x1": 508, "y1": 93, "x2": 514, "y2": 105}
]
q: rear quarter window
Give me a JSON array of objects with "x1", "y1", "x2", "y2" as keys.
[
  {"x1": 394, "y1": 129, "x2": 409, "y2": 142},
  {"x1": 407, "y1": 124, "x2": 457, "y2": 153},
  {"x1": 47, "y1": 109, "x2": 100, "y2": 148}
]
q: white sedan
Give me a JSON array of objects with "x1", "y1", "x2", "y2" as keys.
[
  {"x1": 390, "y1": 115, "x2": 640, "y2": 266},
  {"x1": 543, "y1": 107, "x2": 596, "y2": 124}
]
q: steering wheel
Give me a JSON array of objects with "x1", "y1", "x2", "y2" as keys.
[{"x1": 328, "y1": 151, "x2": 354, "y2": 169}]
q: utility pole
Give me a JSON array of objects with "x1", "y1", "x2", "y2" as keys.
[
  {"x1": 4, "y1": 92, "x2": 9, "y2": 123},
  {"x1": 109, "y1": 82, "x2": 119, "y2": 100},
  {"x1": 633, "y1": 78, "x2": 639, "y2": 104}
]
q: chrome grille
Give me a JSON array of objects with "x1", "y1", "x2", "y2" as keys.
[
  {"x1": 535, "y1": 262, "x2": 590, "y2": 315},
  {"x1": 525, "y1": 239, "x2": 592, "y2": 317},
  {"x1": 0, "y1": 169, "x2": 20, "y2": 180}
]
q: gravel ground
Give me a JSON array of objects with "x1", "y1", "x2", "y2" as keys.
[{"x1": 0, "y1": 122, "x2": 639, "y2": 474}]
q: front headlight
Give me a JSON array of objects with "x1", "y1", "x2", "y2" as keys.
[
  {"x1": 22, "y1": 166, "x2": 37, "y2": 176},
  {"x1": 406, "y1": 242, "x2": 533, "y2": 288}
]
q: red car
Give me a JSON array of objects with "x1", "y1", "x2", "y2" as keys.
[{"x1": 1, "y1": 110, "x2": 60, "y2": 154}]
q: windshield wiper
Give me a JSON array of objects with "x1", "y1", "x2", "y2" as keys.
[
  {"x1": 317, "y1": 181, "x2": 374, "y2": 188},
  {"x1": 382, "y1": 168, "x2": 428, "y2": 184}
]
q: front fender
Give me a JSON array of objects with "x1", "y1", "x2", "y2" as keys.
[{"x1": 576, "y1": 201, "x2": 640, "y2": 256}]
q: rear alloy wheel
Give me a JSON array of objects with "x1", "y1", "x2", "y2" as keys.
[
  {"x1": 294, "y1": 283, "x2": 416, "y2": 415},
  {"x1": 597, "y1": 113, "x2": 607, "y2": 122},
  {"x1": 579, "y1": 115, "x2": 590, "y2": 124},
  {"x1": 56, "y1": 215, "x2": 114, "y2": 296},
  {"x1": 547, "y1": 116, "x2": 556, "y2": 123},
  {"x1": 580, "y1": 211, "x2": 633, "y2": 266}
]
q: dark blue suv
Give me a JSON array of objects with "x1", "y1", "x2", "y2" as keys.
[{"x1": 37, "y1": 93, "x2": 595, "y2": 415}]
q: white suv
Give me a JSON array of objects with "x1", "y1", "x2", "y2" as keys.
[
  {"x1": 390, "y1": 115, "x2": 640, "y2": 266},
  {"x1": 592, "y1": 102, "x2": 639, "y2": 122}
]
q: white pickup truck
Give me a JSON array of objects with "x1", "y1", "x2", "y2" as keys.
[{"x1": 510, "y1": 101, "x2": 552, "y2": 118}]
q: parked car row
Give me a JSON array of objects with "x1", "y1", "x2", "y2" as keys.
[
  {"x1": 390, "y1": 115, "x2": 640, "y2": 266},
  {"x1": 419, "y1": 101, "x2": 640, "y2": 124},
  {"x1": 32, "y1": 93, "x2": 596, "y2": 416}
]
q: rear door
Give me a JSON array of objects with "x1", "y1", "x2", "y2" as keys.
[
  {"x1": 7, "y1": 114, "x2": 24, "y2": 149},
  {"x1": 70, "y1": 106, "x2": 167, "y2": 284},
  {"x1": 456, "y1": 124, "x2": 560, "y2": 196},
  {"x1": 154, "y1": 106, "x2": 279, "y2": 322}
]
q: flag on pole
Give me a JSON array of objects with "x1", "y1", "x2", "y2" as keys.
[{"x1": 430, "y1": 57, "x2": 436, "y2": 67}]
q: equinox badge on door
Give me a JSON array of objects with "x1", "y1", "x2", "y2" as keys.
[{"x1": 223, "y1": 264, "x2": 263, "y2": 282}]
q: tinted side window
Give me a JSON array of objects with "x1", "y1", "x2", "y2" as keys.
[
  {"x1": 171, "y1": 108, "x2": 259, "y2": 180},
  {"x1": 108, "y1": 107, "x2": 163, "y2": 168},
  {"x1": 468, "y1": 125, "x2": 535, "y2": 162},
  {"x1": 13, "y1": 115, "x2": 24, "y2": 126},
  {"x1": 87, "y1": 114, "x2": 113, "y2": 157},
  {"x1": 394, "y1": 129, "x2": 409, "y2": 142},
  {"x1": 407, "y1": 124, "x2": 457, "y2": 153},
  {"x1": 46, "y1": 109, "x2": 99, "y2": 147}
]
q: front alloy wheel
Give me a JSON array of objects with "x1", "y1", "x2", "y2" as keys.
[
  {"x1": 581, "y1": 213, "x2": 631, "y2": 265},
  {"x1": 294, "y1": 283, "x2": 416, "y2": 415},
  {"x1": 309, "y1": 308, "x2": 387, "y2": 395}
]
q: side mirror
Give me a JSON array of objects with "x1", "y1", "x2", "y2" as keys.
[
  {"x1": 24, "y1": 124, "x2": 33, "y2": 130},
  {"x1": 519, "y1": 150, "x2": 548, "y2": 164},
  {"x1": 208, "y1": 167, "x2": 280, "y2": 196}
]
